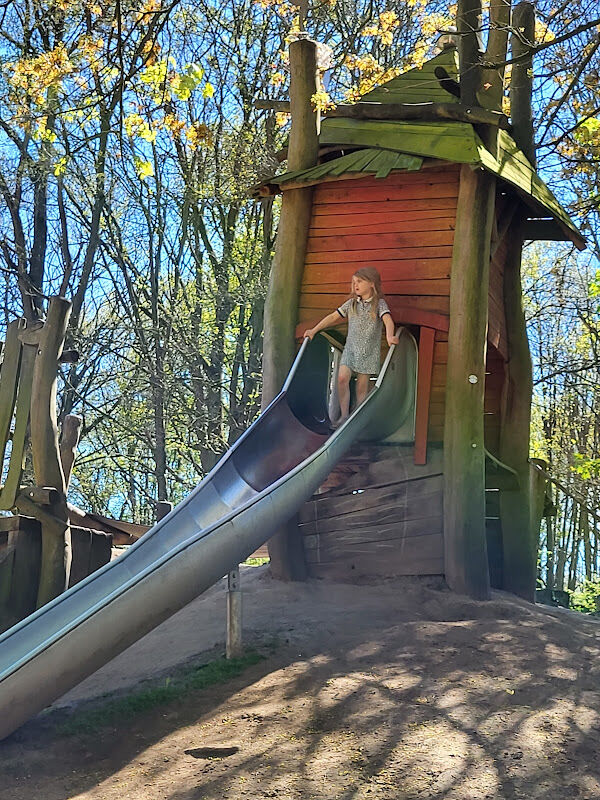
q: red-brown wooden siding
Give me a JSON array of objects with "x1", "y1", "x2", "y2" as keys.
[{"x1": 298, "y1": 167, "x2": 459, "y2": 443}]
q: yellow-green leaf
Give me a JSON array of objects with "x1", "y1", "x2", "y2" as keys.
[{"x1": 134, "y1": 157, "x2": 154, "y2": 180}]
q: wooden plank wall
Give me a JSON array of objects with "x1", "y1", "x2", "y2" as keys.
[
  {"x1": 298, "y1": 166, "x2": 459, "y2": 444},
  {"x1": 294, "y1": 168, "x2": 512, "y2": 581},
  {"x1": 299, "y1": 445, "x2": 444, "y2": 580},
  {"x1": 299, "y1": 167, "x2": 458, "y2": 322}
]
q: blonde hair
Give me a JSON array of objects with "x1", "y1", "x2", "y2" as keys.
[{"x1": 348, "y1": 266, "x2": 384, "y2": 319}]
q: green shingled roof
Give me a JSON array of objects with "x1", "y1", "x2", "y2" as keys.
[
  {"x1": 270, "y1": 148, "x2": 423, "y2": 186},
  {"x1": 268, "y1": 118, "x2": 583, "y2": 248},
  {"x1": 259, "y1": 51, "x2": 583, "y2": 248},
  {"x1": 320, "y1": 118, "x2": 481, "y2": 163},
  {"x1": 360, "y1": 48, "x2": 460, "y2": 105}
]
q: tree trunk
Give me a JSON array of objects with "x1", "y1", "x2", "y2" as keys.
[
  {"x1": 443, "y1": 165, "x2": 495, "y2": 599},
  {"x1": 457, "y1": 0, "x2": 483, "y2": 106},
  {"x1": 27, "y1": 297, "x2": 72, "y2": 607},
  {"x1": 510, "y1": 2, "x2": 536, "y2": 166},
  {"x1": 262, "y1": 38, "x2": 319, "y2": 581},
  {"x1": 481, "y1": 0, "x2": 512, "y2": 112},
  {"x1": 499, "y1": 221, "x2": 535, "y2": 600}
]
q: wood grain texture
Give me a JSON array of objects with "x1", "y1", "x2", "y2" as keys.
[
  {"x1": 299, "y1": 295, "x2": 450, "y2": 316},
  {"x1": 311, "y1": 209, "x2": 457, "y2": 229},
  {"x1": 300, "y1": 473, "x2": 443, "y2": 521},
  {"x1": 415, "y1": 327, "x2": 436, "y2": 465},
  {"x1": 307, "y1": 230, "x2": 455, "y2": 253},
  {"x1": 304, "y1": 528, "x2": 443, "y2": 561},
  {"x1": 313, "y1": 183, "x2": 459, "y2": 204},
  {"x1": 316, "y1": 444, "x2": 443, "y2": 496},
  {"x1": 307, "y1": 544, "x2": 444, "y2": 579},
  {"x1": 443, "y1": 163, "x2": 496, "y2": 600},
  {"x1": 302, "y1": 279, "x2": 451, "y2": 296},
  {"x1": 303, "y1": 260, "x2": 452, "y2": 284},
  {"x1": 307, "y1": 218, "x2": 456, "y2": 237},
  {"x1": 300, "y1": 476, "x2": 444, "y2": 535},
  {"x1": 301, "y1": 443, "x2": 444, "y2": 580},
  {"x1": 313, "y1": 197, "x2": 458, "y2": 216},
  {"x1": 314, "y1": 169, "x2": 459, "y2": 191},
  {"x1": 305, "y1": 245, "x2": 454, "y2": 264}
]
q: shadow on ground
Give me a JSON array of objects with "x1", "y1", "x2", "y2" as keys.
[{"x1": 1, "y1": 580, "x2": 600, "y2": 800}]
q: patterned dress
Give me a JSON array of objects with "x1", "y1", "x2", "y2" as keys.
[{"x1": 337, "y1": 296, "x2": 391, "y2": 375}]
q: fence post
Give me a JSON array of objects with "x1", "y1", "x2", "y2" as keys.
[
  {"x1": 156, "y1": 501, "x2": 172, "y2": 522},
  {"x1": 226, "y1": 567, "x2": 242, "y2": 659}
]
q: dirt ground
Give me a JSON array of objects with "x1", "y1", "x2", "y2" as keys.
[{"x1": 1, "y1": 565, "x2": 600, "y2": 800}]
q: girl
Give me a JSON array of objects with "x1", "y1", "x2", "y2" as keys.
[{"x1": 304, "y1": 266, "x2": 400, "y2": 425}]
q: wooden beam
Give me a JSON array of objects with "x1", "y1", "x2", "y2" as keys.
[
  {"x1": 256, "y1": 98, "x2": 508, "y2": 125},
  {"x1": 443, "y1": 164, "x2": 496, "y2": 600},
  {"x1": 226, "y1": 567, "x2": 243, "y2": 659},
  {"x1": 414, "y1": 327, "x2": 435, "y2": 465},
  {"x1": 481, "y1": 0, "x2": 511, "y2": 112},
  {"x1": 28, "y1": 296, "x2": 72, "y2": 607},
  {"x1": 0, "y1": 320, "x2": 25, "y2": 463},
  {"x1": 59, "y1": 414, "x2": 83, "y2": 492},
  {"x1": 0, "y1": 340, "x2": 36, "y2": 511},
  {"x1": 457, "y1": 0, "x2": 484, "y2": 107},
  {"x1": 510, "y1": 2, "x2": 536, "y2": 167},
  {"x1": 262, "y1": 38, "x2": 318, "y2": 582},
  {"x1": 499, "y1": 219, "x2": 536, "y2": 601},
  {"x1": 521, "y1": 219, "x2": 571, "y2": 242},
  {"x1": 255, "y1": 99, "x2": 292, "y2": 112},
  {"x1": 324, "y1": 102, "x2": 509, "y2": 128},
  {"x1": 296, "y1": 307, "x2": 449, "y2": 340}
]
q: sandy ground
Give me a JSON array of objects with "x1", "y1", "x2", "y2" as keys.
[{"x1": 1, "y1": 565, "x2": 600, "y2": 800}]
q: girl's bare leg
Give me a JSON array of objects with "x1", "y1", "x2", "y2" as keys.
[
  {"x1": 356, "y1": 373, "x2": 371, "y2": 406},
  {"x1": 337, "y1": 365, "x2": 352, "y2": 419}
]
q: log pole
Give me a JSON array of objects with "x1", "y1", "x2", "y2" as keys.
[
  {"x1": 510, "y1": 2, "x2": 536, "y2": 166},
  {"x1": 457, "y1": 0, "x2": 484, "y2": 107},
  {"x1": 481, "y1": 0, "x2": 512, "y2": 112},
  {"x1": 226, "y1": 567, "x2": 243, "y2": 659},
  {"x1": 59, "y1": 413, "x2": 83, "y2": 491},
  {"x1": 498, "y1": 221, "x2": 535, "y2": 600},
  {"x1": 156, "y1": 500, "x2": 173, "y2": 521},
  {"x1": 443, "y1": 165, "x2": 496, "y2": 600},
  {"x1": 262, "y1": 38, "x2": 319, "y2": 580},
  {"x1": 29, "y1": 296, "x2": 72, "y2": 607}
]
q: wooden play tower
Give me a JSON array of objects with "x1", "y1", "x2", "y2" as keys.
[{"x1": 258, "y1": 4, "x2": 584, "y2": 600}]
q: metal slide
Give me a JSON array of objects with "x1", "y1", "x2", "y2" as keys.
[{"x1": 0, "y1": 330, "x2": 416, "y2": 740}]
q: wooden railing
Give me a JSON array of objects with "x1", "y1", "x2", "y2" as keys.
[{"x1": 0, "y1": 319, "x2": 37, "y2": 512}]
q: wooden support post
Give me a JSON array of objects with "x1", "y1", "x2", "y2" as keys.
[
  {"x1": 414, "y1": 327, "x2": 435, "y2": 466},
  {"x1": 481, "y1": 0, "x2": 511, "y2": 112},
  {"x1": 443, "y1": 165, "x2": 495, "y2": 600},
  {"x1": 0, "y1": 320, "x2": 25, "y2": 459},
  {"x1": 499, "y1": 220, "x2": 535, "y2": 600},
  {"x1": 457, "y1": 0, "x2": 484, "y2": 107},
  {"x1": 28, "y1": 296, "x2": 72, "y2": 608},
  {"x1": 226, "y1": 567, "x2": 242, "y2": 659},
  {"x1": 510, "y1": 2, "x2": 536, "y2": 167},
  {"x1": 156, "y1": 500, "x2": 173, "y2": 521},
  {"x1": 60, "y1": 414, "x2": 83, "y2": 491},
  {"x1": 262, "y1": 37, "x2": 319, "y2": 580}
]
